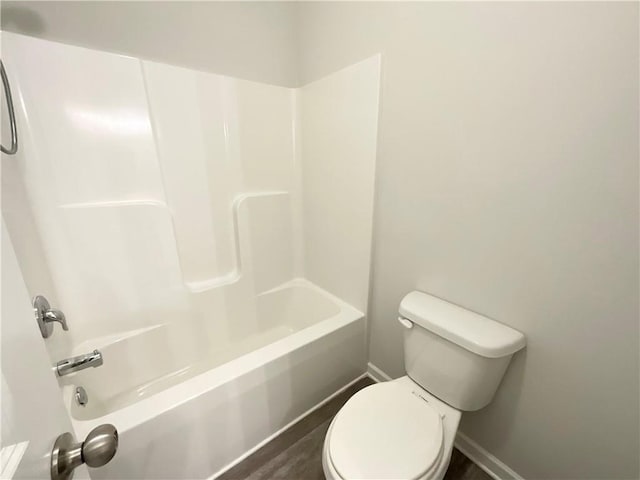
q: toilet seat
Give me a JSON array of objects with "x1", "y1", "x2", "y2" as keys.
[{"x1": 327, "y1": 382, "x2": 444, "y2": 480}]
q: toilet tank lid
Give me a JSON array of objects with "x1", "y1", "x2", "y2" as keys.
[{"x1": 399, "y1": 291, "x2": 526, "y2": 358}]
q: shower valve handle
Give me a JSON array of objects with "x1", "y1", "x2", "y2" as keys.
[{"x1": 33, "y1": 295, "x2": 68, "y2": 338}]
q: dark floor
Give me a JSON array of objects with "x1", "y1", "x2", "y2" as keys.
[{"x1": 219, "y1": 377, "x2": 492, "y2": 480}]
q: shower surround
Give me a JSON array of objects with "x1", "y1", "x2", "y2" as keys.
[{"x1": 1, "y1": 32, "x2": 380, "y2": 478}]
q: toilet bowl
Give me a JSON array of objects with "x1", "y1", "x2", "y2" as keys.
[
  {"x1": 322, "y1": 376, "x2": 460, "y2": 480},
  {"x1": 322, "y1": 291, "x2": 526, "y2": 480}
]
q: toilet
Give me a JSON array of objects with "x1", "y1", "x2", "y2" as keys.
[{"x1": 322, "y1": 291, "x2": 526, "y2": 480}]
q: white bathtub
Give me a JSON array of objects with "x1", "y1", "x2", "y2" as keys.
[{"x1": 59, "y1": 280, "x2": 366, "y2": 479}]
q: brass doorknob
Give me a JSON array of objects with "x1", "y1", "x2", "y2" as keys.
[{"x1": 51, "y1": 424, "x2": 118, "y2": 480}]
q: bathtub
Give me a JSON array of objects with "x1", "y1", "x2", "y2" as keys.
[{"x1": 59, "y1": 280, "x2": 366, "y2": 479}]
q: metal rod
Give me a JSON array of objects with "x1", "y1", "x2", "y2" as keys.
[{"x1": 1, "y1": 60, "x2": 18, "y2": 155}]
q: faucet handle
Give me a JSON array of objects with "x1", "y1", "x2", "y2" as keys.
[
  {"x1": 44, "y1": 309, "x2": 68, "y2": 331},
  {"x1": 33, "y1": 295, "x2": 68, "y2": 338}
]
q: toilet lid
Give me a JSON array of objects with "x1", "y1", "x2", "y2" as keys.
[{"x1": 329, "y1": 382, "x2": 444, "y2": 480}]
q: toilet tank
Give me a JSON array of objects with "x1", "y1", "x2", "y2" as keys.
[{"x1": 399, "y1": 291, "x2": 526, "y2": 411}]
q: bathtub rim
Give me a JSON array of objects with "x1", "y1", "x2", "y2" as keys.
[{"x1": 63, "y1": 279, "x2": 364, "y2": 438}]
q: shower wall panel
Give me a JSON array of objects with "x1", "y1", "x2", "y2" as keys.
[
  {"x1": 1, "y1": 32, "x2": 380, "y2": 363},
  {"x1": 1, "y1": 33, "x2": 301, "y2": 359}
]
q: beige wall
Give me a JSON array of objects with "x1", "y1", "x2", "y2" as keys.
[
  {"x1": 297, "y1": 2, "x2": 639, "y2": 479},
  {"x1": 1, "y1": 1, "x2": 298, "y2": 87}
]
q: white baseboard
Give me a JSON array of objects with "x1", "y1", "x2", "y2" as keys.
[
  {"x1": 454, "y1": 432, "x2": 523, "y2": 480},
  {"x1": 367, "y1": 362, "x2": 392, "y2": 382},
  {"x1": 366, "y1": 362, "x2": 523, "y2": 480}
]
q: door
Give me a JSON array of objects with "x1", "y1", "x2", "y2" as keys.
[{"x1": 1, "y1": 220, "x2": 88, "y2": 479}]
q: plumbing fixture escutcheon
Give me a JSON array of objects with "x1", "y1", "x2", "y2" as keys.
[
  {"x1": 51, "y1": 424, "x2": 118, "y2": 480},
  {"x1": 33, "y1": 295, "x2": 68, "y2": 338}
]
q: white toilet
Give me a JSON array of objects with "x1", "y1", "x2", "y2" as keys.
[{"x1": 322, "y1": 291, "x2": 526, "y2": 480}]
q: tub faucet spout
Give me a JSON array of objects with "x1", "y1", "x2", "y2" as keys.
[{"x1": 56, "y1": 350, "x2": 103, "y2": 377}]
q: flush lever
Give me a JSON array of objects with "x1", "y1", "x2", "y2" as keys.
[
  {"x1": 398, "y1": 316, "x2": 414, "y2": 329},
  {"x1": 33, "y1": 295, "x2": 68, "y2": 338}
]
